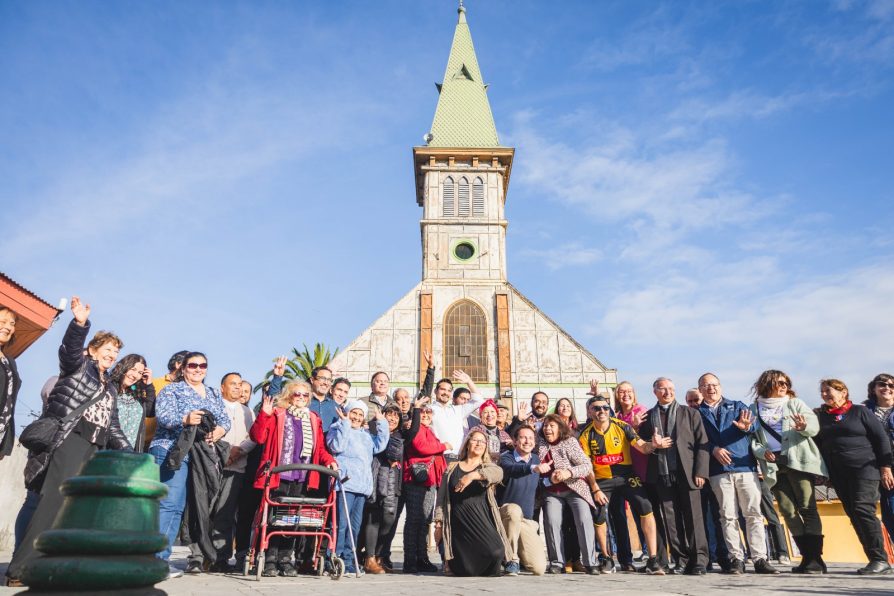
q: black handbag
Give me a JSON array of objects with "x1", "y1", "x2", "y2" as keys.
[
  {"x1": 410, "y1": 458, "x2": 433, "y2": 484},
  {"x1": 20, "y1": 385, "x2": 106, "y2": 453}
]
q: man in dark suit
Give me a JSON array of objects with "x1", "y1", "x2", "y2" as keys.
[{"x1": 638, "y1": 377, "x2": 710, "y2": 575}]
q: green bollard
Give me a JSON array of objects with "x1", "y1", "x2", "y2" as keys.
[{"x1": 19, "y1": 450, "x2": 169, "y2": 595}]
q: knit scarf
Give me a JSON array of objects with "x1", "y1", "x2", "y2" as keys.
[
  {"x1": 650, "y1": 401, "x2": 678, "y2": 487},
  {"x1": 283, "y1": 406, "x2": 313, "y2": 460}
]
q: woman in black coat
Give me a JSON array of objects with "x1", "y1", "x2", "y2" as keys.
[
  {"x1": 0, "y1": 305, "x2": 22, "y2": 460},
  {"x1": 362, "y1": 403, "x2": 404, "y2": 573},
  {"x1": 816, "y1": 378, "x2": 894, "y2": 575},
  {"x1": 6, "y1": 297, "x2": 132, "y2": 586}
]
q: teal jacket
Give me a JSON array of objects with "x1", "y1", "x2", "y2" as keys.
[{"x1": 749, "y1": 397, "x2": 828, "y2": 489}]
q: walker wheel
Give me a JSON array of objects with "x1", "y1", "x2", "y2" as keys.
[{"x1": 331, "y1": 556, "x2": 344, "y2": 580}]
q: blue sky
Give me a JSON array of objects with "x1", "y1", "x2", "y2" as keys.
[{"x1": 3, "y1": 0, "x2": 893, "y2": 424}]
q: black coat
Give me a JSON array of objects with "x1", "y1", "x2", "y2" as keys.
[
  {"x1": 168, "y1": 412, "x2": 230, "y2": 561},
  {"x1": 371, "y1": 432, "x2": 404, "y2": 503},
  {"x1": 639, "y1": 402, "x2": 710, "y2": 490},
  {"x1": 816, "y1": 403, "x2": 894, "y2": 481},
  {"x1": 24, "y1": 319, "x2": 131, "y2": 489},
  {"x1": 0, "y1": 353, "x2": 22, "y2": 457}
]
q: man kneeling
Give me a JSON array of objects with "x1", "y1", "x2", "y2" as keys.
[{"x1": 497, "y1": 425, "x2": 548, "y2": 575}]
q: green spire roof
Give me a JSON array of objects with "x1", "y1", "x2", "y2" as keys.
[{"x1": 427, "y1": 5, "x2": 500, "y2": 148}]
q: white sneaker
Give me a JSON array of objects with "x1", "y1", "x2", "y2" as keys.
[{"x1": 166, "y1": 566, "x2": 184, "y2": 580}]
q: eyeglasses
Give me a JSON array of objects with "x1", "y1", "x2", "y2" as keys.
[
  {"x1": 700, "y1": 383, "x2": 720, "y2": 389},
  {"x1": 876, "y1": 382, "x2": 894, "y2": 390},
  {"x1": 467, "y1": 438, "x2": 487, "y2": 445},
  {"x1": 589, "y1": 405, "x2": 611, "y2": 412},
  {"x1": 185, "y1": 362, "x2": 208, "y2": 370},
  {"x1": 291, "y1": 392, "x2": 310, "y2": 398},
  {"x1": 315, "y1": 376, "x2": 333, "y2": 383}
]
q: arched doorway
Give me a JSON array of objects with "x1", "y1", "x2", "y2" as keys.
[{"x1": 443, "y1": 299, "x2": 488, "y2": 383}]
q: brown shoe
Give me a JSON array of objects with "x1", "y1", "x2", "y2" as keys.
[
  {"x1": 364, "y1": 556, "x2": 386, "y2": 574},
  {"x1": 570, "y1": 560, "x2": 588, "y2": 573}
]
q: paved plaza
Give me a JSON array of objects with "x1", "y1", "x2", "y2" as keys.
[{"x1": 3, "y1": 547, "x2": 893, "y2": 595}]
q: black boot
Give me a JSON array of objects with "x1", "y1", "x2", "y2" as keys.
[
  {"x1": 814, "y1": 534, "x2": 827, "y2": 574},
  {"x1": 791, "y1": 535, "x2": 808, "y2": 574},
  {"x1": 800, "y1": 535, "x2": 824, "y2": 574}
]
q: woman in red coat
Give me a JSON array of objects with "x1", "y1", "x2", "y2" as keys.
[
  {"x1": 401, "y1": 400, "x2": 449, "y2": 573},
  {"x1": 250, "y1": 379, "x2": 337, "y2": 577}
]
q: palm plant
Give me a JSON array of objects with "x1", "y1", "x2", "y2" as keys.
[{"x1": 253, "y1": 342, "x2": 339, "y2": 394}]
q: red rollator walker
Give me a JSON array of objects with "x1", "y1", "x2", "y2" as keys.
[{"x1": 244, "y1": 462, "x2": 357, "y2": 580}]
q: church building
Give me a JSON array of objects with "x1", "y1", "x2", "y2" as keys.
[{"x1": 330, "y1": 5, "x2": 617, "y2": 412}]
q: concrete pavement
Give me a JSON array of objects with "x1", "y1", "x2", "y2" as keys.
[{"x1": 3, "y1": 547, "x2": 893, "y2": 595}]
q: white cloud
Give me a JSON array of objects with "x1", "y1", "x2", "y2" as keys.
[
  {"x1": 589, "y1": 260, "x2": 894, "y2": 404},
  {"x1": 0, "y1": 42, "x2": 389, "y2": 263},
  {"x1": 509, "y1": 112, "x2": 769, "y2": 254},
  {"x1": 519, "y1": 242, "x2": 603, "y2": 270}
]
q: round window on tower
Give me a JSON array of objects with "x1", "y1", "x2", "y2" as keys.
[{"x1": 453, "y1": 241, "x2": 476, "y2": 261}]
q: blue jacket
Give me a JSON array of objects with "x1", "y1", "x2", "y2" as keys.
[
  {"x1": 698, "y1": 397, "x2": 756, "y2": 476},
  {"x1": 326, "y1": 419, "x2": 389, "y2": 496}
]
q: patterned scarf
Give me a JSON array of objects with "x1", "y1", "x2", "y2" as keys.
[
  {"x1": 116, "y1": 390, "x2": 143, "y2": 447},
  {"x1": 283, "y1": 406, "x2": 313, "y2": 460},
  {"x1": 650, "y1": 401, "x2": 678, "y2": 487}
]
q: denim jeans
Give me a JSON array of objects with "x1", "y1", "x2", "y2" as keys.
[
  {"x1": 14, "y1": 490, "x2": 41, "y2": 551},
  {"x1": 881, "y1": 485, "x2": 894, "y2": 544},
  {"x1": 337, "y1": 490, "x2": 365, "y2": 569},
  {"x1": 151, "y1": 445, "x2": 190, "y2": 561}
]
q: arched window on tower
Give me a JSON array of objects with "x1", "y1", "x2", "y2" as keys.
[
  {"x1": 457, "y1": 177, "x2": 470, "y2": 217},
  {"x1": 443, "y1": 176, "x2": 455, "y2": 217},
  {"x1": 472, "y1": 177, "x2": 485, "y2": 216},
  {"x1": 443, "y1": 299, "x2": 488, "y2": 383}
]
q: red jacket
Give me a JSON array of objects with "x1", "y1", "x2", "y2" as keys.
[
  {"x1": 250, "y1": 407, "x2": 335, "y2": 491},
  {"x1": 403, "y1": 424, "x2": 447, "y2": 487}
]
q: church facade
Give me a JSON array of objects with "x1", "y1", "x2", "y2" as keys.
[{"x1": 329, "y1": 5, "x2": 617, "y2": 412}]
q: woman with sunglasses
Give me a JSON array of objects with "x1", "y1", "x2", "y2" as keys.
[
  {"x1": 865, "y1": 373, "x2": 894, "y2": 547},
  {"x1": 748, "y1": 370, "x2": 827, "y2": 574},
  {"x1": 434, "y1": 430, "x2": 508, "y2": 576},
  {"x1": 816, "y1": 378, "x2": 893, "y2": 575},
  {"x1": 402, "y1": 397, "x2": 450, "y2": 574},
  {"x1": 250, "y1": 378, "x2": 337, "y2": 577},
  {"x1": 150, "y1": 351, "x2": 230, "y2": 577}
]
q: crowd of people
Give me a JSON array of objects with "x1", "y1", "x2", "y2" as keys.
[{"x1": 2, "y1": 298, "x2": 894, "y2": 587}]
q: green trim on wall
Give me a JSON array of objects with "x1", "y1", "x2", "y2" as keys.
[{"x1": 449, "y1": 237, "x2": 479, "y2": 263}]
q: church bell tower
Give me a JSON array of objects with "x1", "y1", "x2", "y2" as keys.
[{"x1": 413, "y1": 3, "x2": 515, "y2": 285}]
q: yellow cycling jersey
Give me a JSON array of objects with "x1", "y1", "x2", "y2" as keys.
[{"x1": 579, "y1": 418, "x2": 639, "y2": 480}]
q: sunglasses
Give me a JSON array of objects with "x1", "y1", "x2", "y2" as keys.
[
  {"x1": 876, "y1": 382, "x2": 894, "y2": 390},
  {"x1": 291, "y1": 391, "x2": 311, "y2": 398},
  {"x1": 774, "y1": 380, "x2": 789, "y2": 387},
  {"x1": 589, "y1": 405, "x2": 611, "y2": 412},
  {"x1": 185, "y1": 362, "x2": 208, "y2": 370}
]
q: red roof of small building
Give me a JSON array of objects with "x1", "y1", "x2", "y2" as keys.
[{"x1": 0, "y1": 272, "x2": 62, "y2": 358}]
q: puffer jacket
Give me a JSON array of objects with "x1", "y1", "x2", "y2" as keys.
[
  {"x1": 370, "y1": 431, "x2": 404, "y2": 503},
  {"x1": 24, "y1": 319, "x2": 131, "y2": 489}
]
